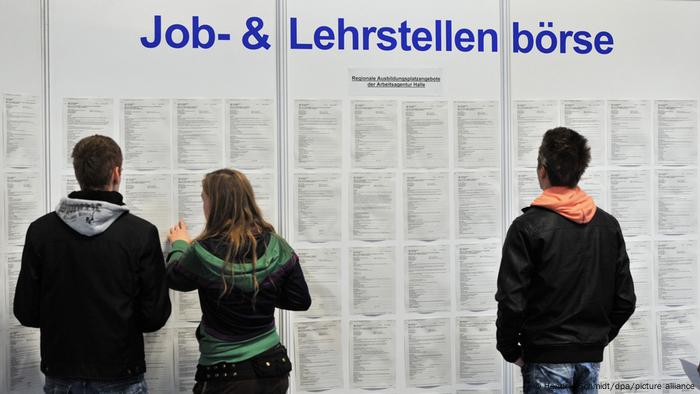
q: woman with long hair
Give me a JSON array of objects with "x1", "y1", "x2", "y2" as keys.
[{"x1": 166, "y1": 168, "x2": 311, "y2": 394}]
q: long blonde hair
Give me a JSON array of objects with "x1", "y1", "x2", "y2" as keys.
[{"x1": 197, "y1": 169, "x2": 275, "y2": 298}]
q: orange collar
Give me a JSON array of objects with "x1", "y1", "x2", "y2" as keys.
[{"x1": 531, "y1": 186, "x2": 597, "y2": 224}]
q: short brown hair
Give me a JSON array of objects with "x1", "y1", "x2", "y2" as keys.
[
  {"x1": 537, "y1": 127, "x2": 590, "y2": 188},
  {"x1": 72, "y1": 135, "x2": 123, "y2": 190}
]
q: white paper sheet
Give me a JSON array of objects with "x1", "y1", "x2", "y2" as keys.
[
  {"x1": 658, "y1": 309, "x2": 698, "y2": 376},
  {"x1": 655, "y1": 100, "x2": 698, "y2": 166},
  {"x1": 579, "y1": 169, "x2": 606, "y2": 210},
  {"x1": 175, "y1": 99, "x2": 223, "y2": 170},
  {"x1": 64, "y1": 98, "x2": 114, "y2": 167},
  {"x1": 406, "y1": 318, "x2": 451, "y2": 387},
  {"x1": 457, "y1": 315, "x2": 500, "y2": 385},
  {"x1": 143, "y1": 329, "x2": 175, "y2": 393},
  {"x1": 0, "y1": 174, "x2": 4, "y2": 247},
  {"x1": 175, "y1": 326, "x2": 199, "y2": 393},
  {"x1": 226, "y1": 99, "x2": 275, "y2": 170},
  {"x1": 351, "y1": 100, "x2": 398, "y2": 169},
  {"x1": 121, "y1": 99, "x2": 171, "y2": 171},
  {"x1": 625, "y1": 240, "x2": 652, "y2": 307},
  {"x1": 612, "y1": 311, "x2": 653, "y2": 379},
  {"x1": 4, "y1": 94, "x2": 41, "y2": 169},
  {"x1": 601, "y1": 348, "x2": 612, "y2": 380},
  {"x1": 608, "y1": 100, "x2": 651, "y2": 166},
  {"x1": 296, "y1": 248, "x2": 341, "y2": 318},
  {"x1": 514, "y1": 100, "x2": 559, "y2": 167},
  {"x1": 350, "y1": 247, "x2": 395, "y2": 316},
  {"x1": 457, "y1": 242, "x2": 499, "y2": 312},
  {"x1": 294, "y1": 320, "x2": 343, "y2": 391},
  {"x1": 176, "y1": 291, "x2": 201, "y2": 323},
  {"x1": 405, "y1": 172, "x2": 449, "y2": 240},
  {"x1": 514, "y1": 169, "x2": 540, "y2": 216},
  {"x1": 295, "y1": 99, "x2": 342, "y2": 169},
  {"x1": 294, "y1": 174, "x2": 341, "y2": 242},
  {"x1": 0, "y1": 335, "x2": 5, "y2": 394},
  {"x1": 8, "y1": 326, "x2": 42, "y2": 393},
  {"x1": 350, "y1": 320, "x2": 396, "y2": 389},
  {"x1": 562, "y1": 99, "x2": 605, "y2": 167},
  {"x1": 246, "y1": 172, "x2": 277, "y2": 226},
  {"x1": 403, "y1": 101, "x2": 448, "y2": 168},
  {"x1": 174, "y1": 174, "x2": 206, "y2": 238},
  {"x1": 0, "y1": 252, "x2": 6, "y2": 328},
  {"x1": 656, "y1": 240, "x2": 697, "y2": 306},
  {"x1": 455, "y1": 101, "x2": 499, "y2": 169},
  {"x1": 351, "y1": 172, "x2": 395, "y2": 241},
  {"x1": 608, "y1": 170, "x2": 651, "y2": 237},
  {"x1": 405, "y1": 245, "x2": 450, "y2": 313},
  {"x1": 5, "y1": 172, "x2": 43, "y2": 245},
  {"x1": 5, "y1": 251, "x2": 21, "y2": 326},
  {"x1": 456, "y1": 171, "x2": 500, "y2": 239},
  {"x1": 123, "y1": 173, "x2": 172, "y2": 243},
  {"x1": 656, "y1": 169, "x2": 698, "y2": 235}
]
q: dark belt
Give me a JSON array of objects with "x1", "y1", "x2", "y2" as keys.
[
  {"x1": 195, "y1": 344, "x2": 292, "y2": 382},
  {"x1": 196, "y1": 361, "x2": 256, "y2": 381}
]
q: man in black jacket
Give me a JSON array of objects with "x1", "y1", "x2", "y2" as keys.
[
  {"x1": 496, "y1": 127, "x2": 635, "y2": 393},
  {"x1": 14, "y1": 135, "x2": 171, "y2": 393}
]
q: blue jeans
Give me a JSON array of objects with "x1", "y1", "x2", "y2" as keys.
[
  {"x1": 522, "y1": 362, "x2": 600, "y2": 394},
  {"x1": 44, "y1": 374, "x2": 147, "y2": 394}
]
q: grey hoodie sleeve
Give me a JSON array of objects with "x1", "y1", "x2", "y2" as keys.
[
  {"x1": 14, "y1": 222, "x2": 42, "y2": 328},
  {"x1": 136, "y1": 225, "x2": 172, "y2": 332}
]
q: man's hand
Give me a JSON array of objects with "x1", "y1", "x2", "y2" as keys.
[
  {"x1": 168, "y1": 219, "x2": 192, "y2": 244},
  {"x1": 514, "y1": 357, "x2": 525, "y2": 368}
]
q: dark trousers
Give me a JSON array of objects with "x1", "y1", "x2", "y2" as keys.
[{"x1": 193, "y1": 376, "x2": 288, "y2": 394}]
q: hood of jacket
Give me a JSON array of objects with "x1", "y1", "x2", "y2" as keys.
[
  {"x1": 530, "y1": 186, "x2": 597, "y2": 224},
  {"x1": 55, "y1": 191, "x2": 129, "y2": 236}
]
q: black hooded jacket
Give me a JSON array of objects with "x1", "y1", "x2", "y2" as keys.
[
  {"x1": 13, "y1": 190, "x2": 171, "y2": 379},
  {"x1": 496, "y1": 206, "x2": 636, "y2": 363}
]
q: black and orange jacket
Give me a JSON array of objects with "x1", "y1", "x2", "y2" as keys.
[{"x1": 496, "y1": 187, "x2": 636, "y2": 363}]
